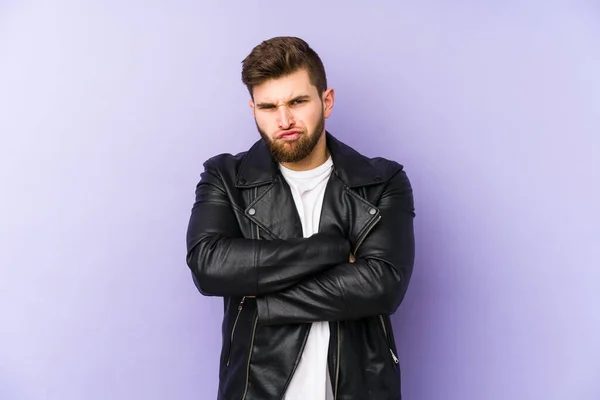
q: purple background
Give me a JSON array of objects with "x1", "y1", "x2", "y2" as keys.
[{"x1": 1, "y1": 1, "x2": 599, "y2": 399}]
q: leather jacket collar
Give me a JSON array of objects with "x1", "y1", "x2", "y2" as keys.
[{"x1": 235, "y1": 131, "x2": 383, "y2": 188}]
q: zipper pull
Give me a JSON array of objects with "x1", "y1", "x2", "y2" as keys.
[
  {"x1": 389, "y1": 348, "x2": 399, "y2": 364},
  {"x1": 238, "y1": 296, "x2": 246, "y2": 311}
]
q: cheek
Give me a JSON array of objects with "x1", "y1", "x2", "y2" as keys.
[
  {"x1": 299, "y1": 107, "x2": 320, "y2": 127},
  {"x1": 255, "y1": 114, "x2": 274, "y2": 130}
]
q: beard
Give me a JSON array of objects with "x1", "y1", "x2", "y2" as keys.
[{"x1": 256, "y1": 110, "x2": 325, "y2": 164}]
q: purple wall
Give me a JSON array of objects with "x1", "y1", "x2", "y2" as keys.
[{"x1": 1, "y1": 1, "x2": 599, "y2": 399}]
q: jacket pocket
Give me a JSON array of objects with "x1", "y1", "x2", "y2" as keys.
[
  {"x1": 378, "y1": 315, "x2": 399, "y2": 369},
  {"x1": 226, "y1": 296, "x2": 247, "y2": 366}
]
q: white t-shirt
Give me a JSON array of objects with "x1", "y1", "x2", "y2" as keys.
[{"x1": 279, "y1": 155, "x2": 335, "y2": 400}]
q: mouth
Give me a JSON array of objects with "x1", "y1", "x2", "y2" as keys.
[{"x1": 276, "y1": 129, "x2": 302, "y2": 141}]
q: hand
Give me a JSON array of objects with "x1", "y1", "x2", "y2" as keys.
[{"x1": 349, "y1": 253, "x2": 356, "y2": 263}]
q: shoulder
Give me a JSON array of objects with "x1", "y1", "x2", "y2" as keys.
[
  {"x1": 368, "y1": 157, "x2": 412, "y2": 197},
  {"x1": 351, "y1": 147, "x2": 409, "y2": 185},
  {"x1": 203, "y1": 150, "x2": 247, "y2": 173},
  {"x1": 369, "y1": 156, "x2": 405, "y2": 177},
  {"x1": 201, "y1": 137, "x2": 266, "y2": 177},
  {"x1": 195, "y1": 150, "x2": 249, "y2": 191}
]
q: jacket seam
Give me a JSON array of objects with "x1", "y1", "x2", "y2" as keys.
[
  {"x1": 253, "y1": 187, "x2": 260, "y2": 295},
  {"x1": 244, "y1": 181, "x2": 279, "y2": 239},
  {"x1": 344, "y1": 188, "x2": 380, "y2": 239},
  {"x1": 247, "y1": 180, "x2": 275, "y2": 208}
]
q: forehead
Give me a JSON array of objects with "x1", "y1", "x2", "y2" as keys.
[{"x1": 253, "y1": 69, "x2": 318, "y2": 103}]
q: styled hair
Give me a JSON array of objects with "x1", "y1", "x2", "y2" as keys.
[{"x1": 241, "y1": 36, "x2": 327, "y2": 98}]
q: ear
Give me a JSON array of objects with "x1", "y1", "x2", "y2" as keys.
[
  {"x1": 248, "y1": 99, "x2": 255, "y2": 111},
  {"x1": 322, "y1": 88, "x2": 335, "y2": 119}
]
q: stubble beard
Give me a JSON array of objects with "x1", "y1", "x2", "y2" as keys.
[{"x1": 256, "y1": 110, "x2": 325, "y2": 164}]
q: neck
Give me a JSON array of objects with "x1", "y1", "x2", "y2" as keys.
[{"x1": 280, "y1": 132, "x2": 329, "y2": 171}]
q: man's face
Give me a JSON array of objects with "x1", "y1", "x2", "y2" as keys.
[{"x1": 250, "y1": 69, "x2": 333, "y2": 164}]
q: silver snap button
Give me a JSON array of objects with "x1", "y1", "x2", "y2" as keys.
[
  {"x1": 248, "y1": 208, "x2": 256, "y2": 216},
  {"x1": 369, "y1": 208, "x2": 377, "y2": 215}
]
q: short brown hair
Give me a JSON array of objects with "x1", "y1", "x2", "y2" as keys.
[{"x1": 241, "y1": 36, "x2": 327, "y2": 98}]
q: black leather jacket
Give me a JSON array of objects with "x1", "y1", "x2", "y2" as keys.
[{"x1": 186, "y1": 131, "x2": 415, "y2": 400}]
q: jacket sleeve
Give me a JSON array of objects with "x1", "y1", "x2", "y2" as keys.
[
  {"x1": 255, "y1": 168, "x2": 415, "y2": 326},
  {"x1": 185, "y1": 161, "x2": 351, "y2": 297}
]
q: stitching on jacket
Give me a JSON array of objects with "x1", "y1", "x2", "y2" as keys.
[
  {"x1": 246, "y1": 180, "x2": 275, "y2": 208},
  {"x1": 249, "y1": 188, "x2": 254, "y2": 240},
  {"x1": 254, "y1": 187, "x2": 260, "y2": 295},
  {"x1": 244, "y1": 180, "x2": 279, "y2": 239}
]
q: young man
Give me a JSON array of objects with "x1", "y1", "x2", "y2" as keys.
[{"x1": 185, "y1": 36, "x2": 415, "y2": 400}]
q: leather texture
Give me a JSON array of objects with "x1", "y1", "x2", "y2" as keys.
[{"x1": 186, "y1": 131, "x2": 415, "y2": 400}]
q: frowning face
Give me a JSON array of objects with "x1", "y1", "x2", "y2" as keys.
[{"x1": 250, "y1": 68, "x2": 333, "y2": 165}]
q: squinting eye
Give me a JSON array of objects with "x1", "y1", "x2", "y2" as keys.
[{"x1": 293, "y1": 99, "x2": 305, "y2": 104}]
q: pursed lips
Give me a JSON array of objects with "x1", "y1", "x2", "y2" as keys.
[{"x1": 276, "y1": 129, "x2": 302, "y2": 141}]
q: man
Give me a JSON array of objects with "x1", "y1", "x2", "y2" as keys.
[{"x1": 185, "y1": 36, "x2": 415, "y2": 400}]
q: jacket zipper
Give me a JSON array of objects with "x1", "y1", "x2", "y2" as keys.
[
  {"x1": 379, "y1": 315, "x2": 399, "y2": 365},
  {"x1": 241, "y1": 312, "x2": 259, "y2": 400},
  {"x1": 334, "y1": 212, "x2": 382, "y2": 399},
  {"x1": 226, "y1": 296, "x2": 246, "y2": 366}
]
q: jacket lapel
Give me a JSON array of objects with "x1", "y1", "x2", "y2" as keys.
[
  {"x1": 245, "y1": 177, "x2": 304, "y2": 240},
  {"x1": 318, "y1": 174, "x2": 380, "y2": 250}
]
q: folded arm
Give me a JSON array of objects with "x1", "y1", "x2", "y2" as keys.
[
  {"x1": 185, "y1": 163, "x2": 350, "y2": 297},
  {"x1": 256, "y1": 168, "x2": 415, "y2": 326}
]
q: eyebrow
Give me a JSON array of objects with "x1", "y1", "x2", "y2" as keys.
[{"x1": 256, "y1": 95, "x2": 311, "y2": 108}]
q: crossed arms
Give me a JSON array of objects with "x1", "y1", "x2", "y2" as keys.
[{"x1": 185, "y1": 163, "x2": 415, "y2": 326}]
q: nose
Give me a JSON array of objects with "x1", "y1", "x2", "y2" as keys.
[{"x1": 277, "y1": 106, "x2": 295, "y2": 129}]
